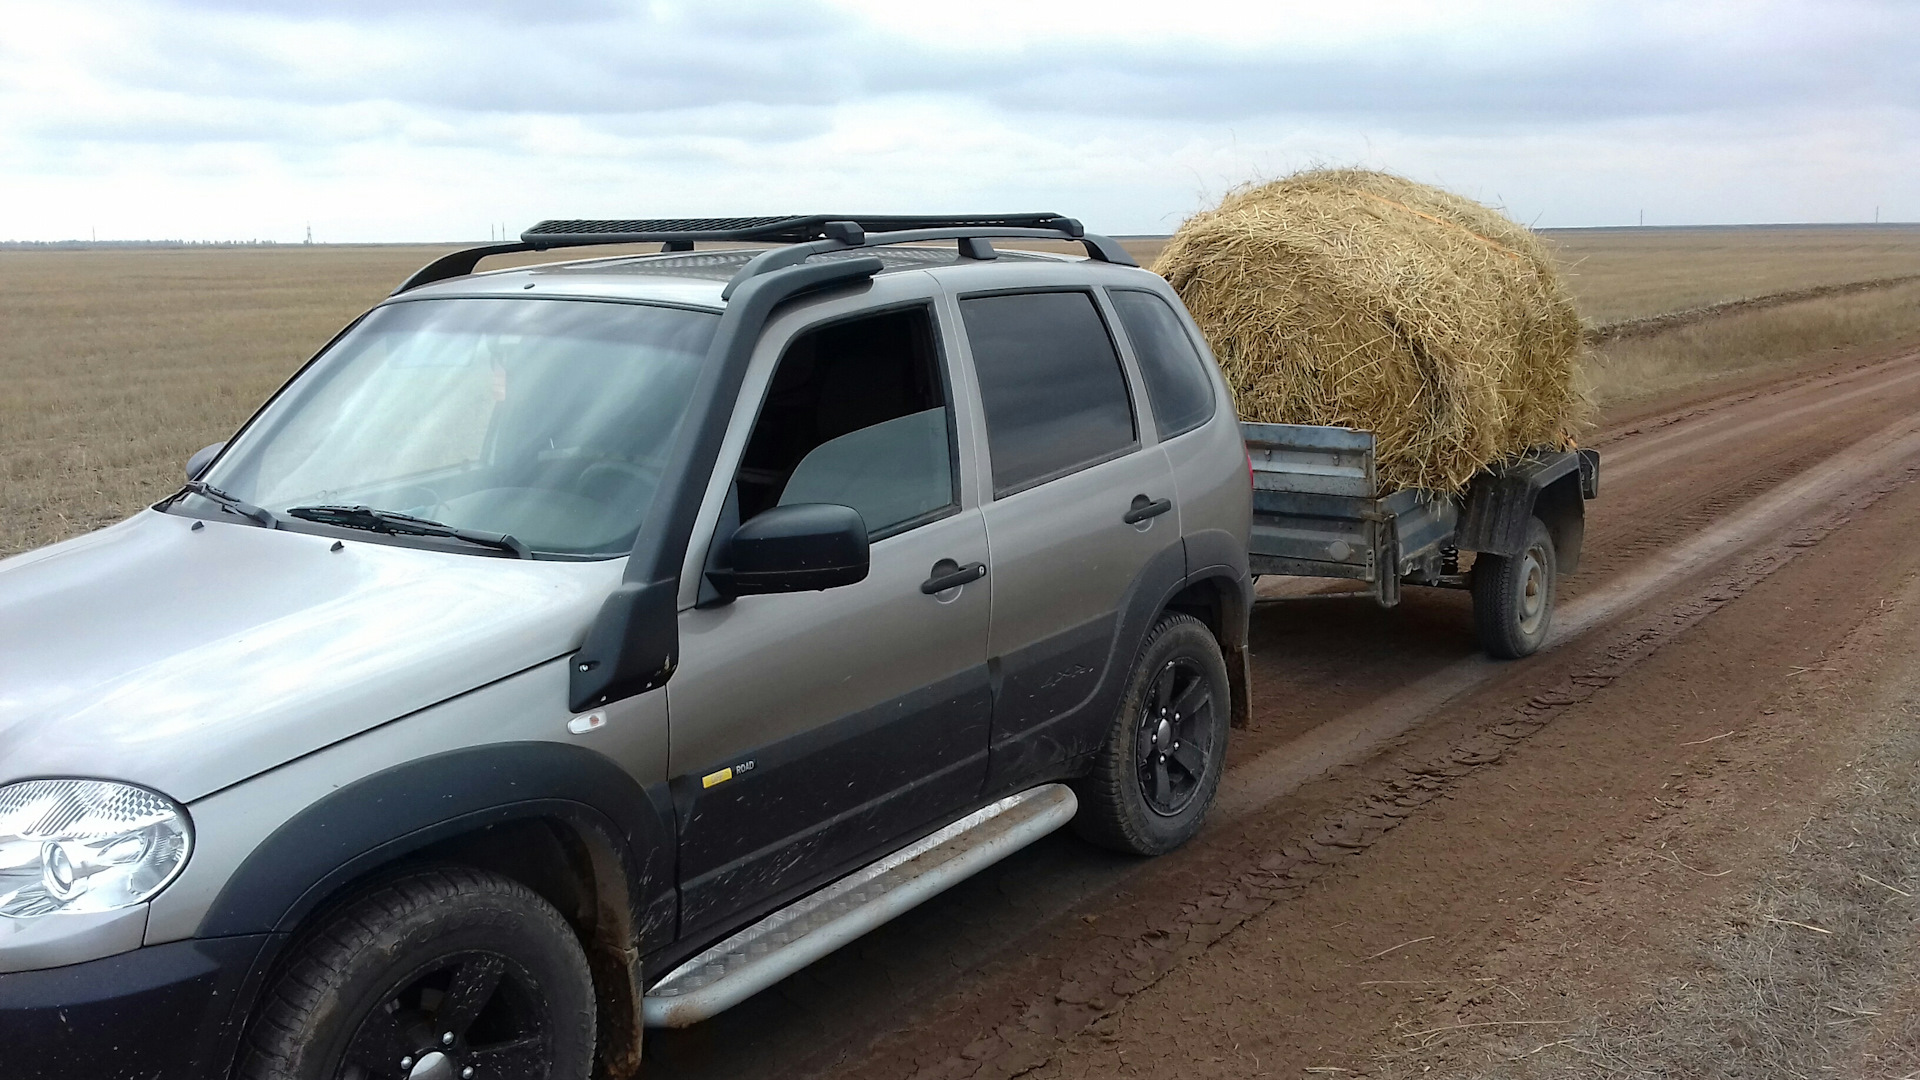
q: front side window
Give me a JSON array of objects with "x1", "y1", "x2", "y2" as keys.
[
  {"x1": 736, "y1": 306, "x2": 956, "y2": 540},
  {"x1": 960, "y1": 291, "x2": 1136, "y2": 497},
  {"x1": 1110, "y1": 289, "x2": 1217, "y2": 439},
  {"x1": 192, "y1": 298, "x2": 717, "y2": 556}
]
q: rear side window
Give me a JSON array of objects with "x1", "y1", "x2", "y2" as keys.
[
  {"x1": 1110, "y1": 289, "x2": 1216, "y2": 439},
  {"x1": 960, "y1": 291, "x2": 1136, "y2": 497}
]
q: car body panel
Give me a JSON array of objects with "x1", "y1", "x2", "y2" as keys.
[
  {"x1": 149, "y1": 656, "x2": 671, "y2": 944},
  {"x1": 666, "y1": 272, "x2": 996, "y2": 931},
  {"x1": 0, "y1": 509, "x2": 622, "y2": 801}
]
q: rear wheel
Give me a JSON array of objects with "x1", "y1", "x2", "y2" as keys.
[
  {"x1": 240, "y1": 868, "x2": 596, "y2": 1080},
  {"x1": 1472, "y1": 516, "x2": 1557, "y2": 659},
  {"x1": 1072, "y1": 612, "x2": 1231, "y2": 855}
]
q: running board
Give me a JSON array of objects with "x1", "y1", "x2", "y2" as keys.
[{"x1": 642, "y1": 783, "x2": 1078, "y2": 1028}]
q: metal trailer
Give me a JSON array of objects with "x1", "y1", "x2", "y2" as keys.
[{"x1": 1244, "y1": 421, "x2": 1601, "y2": 657}]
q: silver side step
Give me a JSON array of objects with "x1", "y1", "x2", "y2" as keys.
[{"x1": 642, "y1": 783, "x2": 1078, "y2": 1028}]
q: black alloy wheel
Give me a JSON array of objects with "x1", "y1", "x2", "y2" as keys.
[
  {"x1": 1072, "y1": 611, "x2": 1232, "y2": 856},
  {"x1": 341, "y1": 951, "x2": 550, "y2": 1080},
  {"x1": 240, "y1": 868, "x2": 596, "y2": 1080},
  {"x1": 1133, "y1": 657, "x2": 1215, "y2": 817}
]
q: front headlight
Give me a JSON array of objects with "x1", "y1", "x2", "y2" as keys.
[{"x1": 0, "y1": 780, "x2": 192, "y2": 919}]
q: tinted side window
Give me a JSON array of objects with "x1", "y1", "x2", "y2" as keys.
[
  {"x1": 960, "y1": 291, "x2": 1136, "y2": 497},
  {"x1": 1110, "y1": 289, "x2": 1217, "y2": 439}
]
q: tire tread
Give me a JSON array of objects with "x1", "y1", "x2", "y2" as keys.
[
  {"x1": 238, "y1": 867, "x2": 593, "y2": 1080},
  {"x1": 1071, "y1": 612, "x2": 1230, "y2": 856}
]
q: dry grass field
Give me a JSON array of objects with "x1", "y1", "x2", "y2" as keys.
[
  {"x1": 0, "y1": 246, "x2": 447, "y2": 556},
  {"x1": 1542, "y1": 224, "x2": 1920, "y2": 322},
  {"x1": 5, "y1": 226, "x2": 1920, "y2": 557}
]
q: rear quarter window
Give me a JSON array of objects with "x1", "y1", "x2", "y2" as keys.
[
  {"x1": 959, "y1": 291, "x2": 1137, "y2": 497},
  {"x1": 1109, "y1": 289, "x2": 1217, "y2": 439}
]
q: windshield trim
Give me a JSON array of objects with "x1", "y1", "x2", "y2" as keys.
[{"x1": 157, "y1": 294, "x2": 722, "y2": 562}]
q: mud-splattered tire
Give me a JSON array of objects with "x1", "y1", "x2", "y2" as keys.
[
  {"x1": 1472, "y1": 516, "x2": 1557, "y2": 659},
  {"x1": 239, "y1": 868, "x2": 596, "y2": 1080},
  {"x1": 1072, "y1": 612, "x2": 1232, "y2": 856}
]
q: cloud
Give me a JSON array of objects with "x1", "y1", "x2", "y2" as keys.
[
  {"x1": 0, "y1": 0, "x2": 1914, "y2": 239},
  {"x1": 38, "y1": 0, "x2": 1920, "y2": 123}
]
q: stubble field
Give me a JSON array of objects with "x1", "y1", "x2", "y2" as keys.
[
  {"x1": 8, "y1": 227, "x2": 1920, "y2": 1077},
  {"x1": 4, "y1": 226, "x2": 1920, "y2": 557}
]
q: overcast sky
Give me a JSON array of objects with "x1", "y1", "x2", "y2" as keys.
[{"x1": 0, "y1": 0, "x2": 1914, "y2": 242}]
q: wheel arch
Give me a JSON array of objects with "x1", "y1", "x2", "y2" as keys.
[
  {"x1": 1171, "y1": 530, "x2": 1255, "y2": 729},
  {"x1": 205, "y1": 742, "x2": 674, "y2": 1079}
]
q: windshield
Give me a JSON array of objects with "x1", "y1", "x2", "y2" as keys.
[{"x1": 192, "y1": 297, "x2": 718, "y2": 557}]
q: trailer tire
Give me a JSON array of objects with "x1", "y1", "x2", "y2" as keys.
[
  {"x1": 1072, "y1": 612, "x2": 1231, "y2": 856},
  {"x1": 1472, "y1": 516, "x2": 1557, "y2": 659}
]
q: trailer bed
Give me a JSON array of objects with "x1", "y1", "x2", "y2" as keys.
[
  {"x1": 1244, "y1": 420, "x2": 1599, "y2": 654},
  {"x1": 1245, "y1": 422, "x2": 1460, "y2": 605}
]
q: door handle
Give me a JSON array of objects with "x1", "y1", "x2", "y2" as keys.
[
  {"x1": 921, "y1": 559, "x2": 987, "y2": 594},
  {"x1": 1123, "y1": 495, "x2": 1173, "y2": 525}
]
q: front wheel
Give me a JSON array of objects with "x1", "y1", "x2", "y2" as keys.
[
  {"x1": 1472, "y1": 516, "x2": 1557, "y2": 659},
  {"x1": 1072, "y1": 612, "x2": 1232, "y2": 855},
  {"x1": 239, "y1": 868, "x2": 597, "y2": 1080}
]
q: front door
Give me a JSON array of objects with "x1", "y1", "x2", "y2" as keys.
[{"x1": 668, "y1": 302, "x2": 992, "y2": 935}]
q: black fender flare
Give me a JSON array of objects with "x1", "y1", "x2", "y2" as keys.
[
  {"x1": 1179, "y1": 528, "x2": 1254, "y2": 646},
  {"x1": 1105, "y1": 536, "x2": 1255, "y2": 742},
  {"x1": 199, "y1": 742, "x2": 675, "y2": 946},
  {"x1": 1175, "y1": 528, "x2": 1255, "y2": 728}
]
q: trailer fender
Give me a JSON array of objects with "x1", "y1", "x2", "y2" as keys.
[{"x1": 1457, "y1": 451, "x2": 1590, "y2": 572}]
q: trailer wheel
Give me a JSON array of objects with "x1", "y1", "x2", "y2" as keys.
[{"x1": 1472, "y1": 516, "x2": 1557, "y2": 659}]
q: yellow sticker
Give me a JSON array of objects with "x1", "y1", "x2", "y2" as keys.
[{"x1": 701, "y1": 767, "x2": 734, "y2": 789}]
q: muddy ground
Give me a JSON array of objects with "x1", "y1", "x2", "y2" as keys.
[{"x1": 644, "y1": 339, "x2": 1920, "y2": 1079}]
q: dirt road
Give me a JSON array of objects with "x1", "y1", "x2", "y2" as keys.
[{"x1": 643, "y1": 338, "x2": 1920, "y2": 1079}]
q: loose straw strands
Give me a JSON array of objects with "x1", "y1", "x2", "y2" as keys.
[{"x1": 1156, "y1": 169, "x2": 1589, "y2": 493}]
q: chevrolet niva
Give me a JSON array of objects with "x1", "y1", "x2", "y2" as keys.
[{"x1": 0, "y1": 215, "x2": 1255, "y2": 1079}]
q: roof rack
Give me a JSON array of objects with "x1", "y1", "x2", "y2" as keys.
[{"x1": 392, "y1": 214, "x2": 1137, "y2": 295}]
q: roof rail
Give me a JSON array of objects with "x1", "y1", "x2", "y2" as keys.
[{"x1": 391, "y1": 214, "x2": 1137, "y2": 295}]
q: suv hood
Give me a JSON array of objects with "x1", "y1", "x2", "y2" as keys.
[{"x1": 0, "y1": 511, "x2": 624, "y2": 801}]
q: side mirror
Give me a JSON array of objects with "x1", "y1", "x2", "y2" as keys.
[
  {"x1": 710, "y1": 503, "x2": 869, "y2": 597},
  {"x1": 185, "y1": 442, "x2": 226, "y2": 481}
]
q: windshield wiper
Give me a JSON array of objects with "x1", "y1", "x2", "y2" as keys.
[
  {"x1": 285, "y1": 505, "x2": 532, "y2": 559},
  {"x1": 181, "y1": 480, "x2": 276, "y2": 528}
]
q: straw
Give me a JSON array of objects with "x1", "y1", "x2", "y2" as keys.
[{"x1": 1156, "y1": 169, "x2": 1589, "y2": 493}]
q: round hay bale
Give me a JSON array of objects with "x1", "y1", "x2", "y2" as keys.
[{"x1": 1155, "y1": 169, "x2": 1587, "y2": 493}]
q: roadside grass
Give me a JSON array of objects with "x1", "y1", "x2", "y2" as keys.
[
  {"x1": 1467, "y1": 701, "x2": 1920, "y2": 1079},
  {"x1": 1581, "y1": 280, "x2": 1920, "y2": 407},
  {"x1": 5, "y1": 231, "x2": 1920, "y2": 557}
]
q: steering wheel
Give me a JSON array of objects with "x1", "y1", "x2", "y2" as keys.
[
  {"x1": 575, "y1": 458, "x2": 663, "y2": 505},
  {"x1": 386, "y1": 484, "x2": 447, "y2": 518}
]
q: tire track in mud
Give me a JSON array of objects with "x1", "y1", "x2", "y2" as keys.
[
  {"x1": 1218, "y1": 414, "x2": 1920, "y2": 815},
  {"x1": 853, "y1": 458, "x2": 1920, "y2": 1080}
]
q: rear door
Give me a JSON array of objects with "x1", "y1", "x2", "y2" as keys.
[{"x1": 956, "y1": 287, "x2": 1181, "y2": 787}]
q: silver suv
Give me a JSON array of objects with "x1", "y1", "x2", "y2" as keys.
[{"x1": 0, "y1": 215, "x2": 1253, "y2": 1079}]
